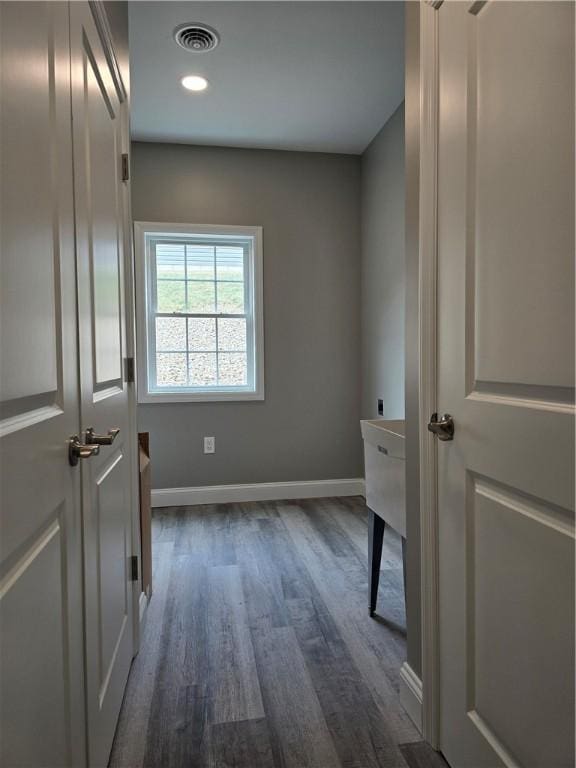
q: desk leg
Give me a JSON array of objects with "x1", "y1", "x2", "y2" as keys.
[{"x1": 368, "y1": 510, "x2": 385, "y2": 617}]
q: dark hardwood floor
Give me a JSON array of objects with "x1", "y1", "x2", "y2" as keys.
[{"x1": 109, "y1": 497, "x2": 447, "y2": 768}]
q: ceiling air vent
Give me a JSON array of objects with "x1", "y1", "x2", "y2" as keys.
[{"x1": 173, "y1": 24, "x2": 220, "y2": 53}]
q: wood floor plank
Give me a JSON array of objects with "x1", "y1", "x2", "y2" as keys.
[
  {"x1": 169, "y1": 685, "x2": 210, "y2": 767},
  {"x1": 323, "y1": 496, "x2": 371, "y2": 560},
  {"x1": 108, "y1": 539, "x2": 174, "y2": 767},
  {"x1": 173, "y1": 504, "x2": 235, "y2": 565},
  {"x1": 207, "y1": 564, "x2": 265, "y2": 725},
  {"x1": 202, "y1": 505, "x2": 238, "y2": 566},
  {"x1": 235, "y1": 516, "x2": 291, "y2": 632},
  {"x1": 329, "y1": 497, "x2": 404, "y2": 571},
  {"x1": 252, "y1": 505, "x2": 411, "y2": 768},
  {"x1": 110, "y1": 497, "x2": 423, "y2": 768},
  {"x1": 277, "y1": 501, "x2": 418, "y2": 745},
  {"x1": 153, "y1": 507, "x2": 182, "y2": 543},
  {"x1": 209, "y1": 718, "x2": 276, "y2": 768},
  {"x1": 248, "y1": 625, "x2": 342, "y2": 768},
  {"x1": 141, "y1": 553, "x2": 209, "y2": 767},
  {"x1": 291, "y1": 604, "x2": 412, "y2": 768},
  {"x1": 300, "y1": 497, "x2": 362, "y2": 559}
]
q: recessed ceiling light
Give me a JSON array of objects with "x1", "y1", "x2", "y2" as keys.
[{"x1": 181, "y1": 75, "x2": 208, "y2": 92}]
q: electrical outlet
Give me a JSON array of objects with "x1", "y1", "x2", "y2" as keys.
[{"x1": 204, "y1": 436, "x2": 215, "y2": 454}]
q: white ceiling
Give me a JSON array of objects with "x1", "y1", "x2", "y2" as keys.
[{"x1": 128, "y1": 2, "x2": 404, "y2": 155}]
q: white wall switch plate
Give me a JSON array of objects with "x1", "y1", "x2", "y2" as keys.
[{"x1": 204, "y1": 436, "x2": 215, "y2": 454}]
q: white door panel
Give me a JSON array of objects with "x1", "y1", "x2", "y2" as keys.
[
  {"x1": 0, "y1": 2, "x2": 59, "y2": 402},
  {"x1": 470, "y1": 479, "x2": 573, "y2": 768},
  {"x1": 436, "y1": 2, "x2": 574, "y2": 767},
  {"x1": 71, "y1": 4, "x2": 134, "y2": 766},
  {"x1": 87, "y1": 57, "x2": 123, "y2": 386},
  {"x1": 0, "y1": 3, "x2": 86, "y2": 766},
  {"x1": 1, "y1": 519, "x2": 70, "y2": 764},
  {"x1": 470, "y1": 1, "x2": 574, "y2": 391},
  {"x1": 96, "y1": 451, "x2": 129, "y2": 679}
]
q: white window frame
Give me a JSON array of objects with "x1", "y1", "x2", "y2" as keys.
[{"x1": 134, "y1": 221, "x2": 264, "y2": 403}]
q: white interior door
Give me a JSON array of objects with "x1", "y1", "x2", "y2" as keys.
[
  {"x1": 0, "y1": 3, "x2": 86, "y2": 766},
  {"x1": 435, "y1": 2, "x2": 575, "y2": 767},
  {"x1": 70, "y1": 5, "x2": 135, "y2": 766}
]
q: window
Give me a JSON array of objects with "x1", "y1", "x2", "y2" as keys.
[{"x1": 135, "y1": 222, "x2": 264, "y2": 402}]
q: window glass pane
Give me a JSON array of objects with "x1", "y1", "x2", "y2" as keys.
[
  {"x1": 217, "y1": 282, "x2": 245, "y2": 314},
  {"x1": 156, "y1": 353, "x2": 187, "y2": 386},
  {"x1": 216, "y1": 246, "x2": 244, "y2": 281},
  {"x1": 188, "y1": 318, "x2": 216, "y2": 352},
  {"x1": 156, "y1": 243, "x2": 185, "y2": 280},
  {"x1": 187, "y1": 281, "x2": 215, "y2": 313},
  {"x1": 217, "y1": 318, "x2": 246, "y2": 351},
  {"x1": 189, "y1": 353, "x2": 217, "y2": 386},
  {"x1": 156, "y1": 317, "x2": 186, "y2": 351},
  {"x1": 187, "y1": 244, "x2": 215, "y2": 280},
  {"x1": 145, "y1": 230, "x2": 258, "y2": 397},
  {"x1": 218, "y1": 353, "x2": 247, "y2": 386},
  {"x1": 157, "y1": 280, "x2": 186, "y2": 312}
]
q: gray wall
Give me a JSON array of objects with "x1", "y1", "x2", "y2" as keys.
[
  {"x1": 360, "y1": 104, "x2": 405, "y2": 420},
  {"x1": 360, "y1": 99, "x2": 421, "y2": 679},
  {"x1": 132, "y1": 142, "x2": 363, "y2": 489},
  {"x1": 404, "y1": 1, "x2": 422, "y2": 679}
]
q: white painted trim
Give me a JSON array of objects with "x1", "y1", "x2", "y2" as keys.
[
  {"x1": 117, "y1": 104, "x2": 143, "y2": 660},
  {"x1": 133, "y1": 221, "x2": 264, "y2": 404},
  {"x1": 135, "y1": 221, "x2": 262, "y2": 238},
  {"x1": 418, "y1": 0, "x2": 441, "y2": 751},
  {"x1": 137, "y1": 389, "x2": 264, "y2": 404},
  {"x1": 152, "y1": 478, "x2": 365, "y2": 508},
  {"x1": 400, "y1": 662, "x2": 423, "y2": 733}
]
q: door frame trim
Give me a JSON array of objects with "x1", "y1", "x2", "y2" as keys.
[
  {"x1": 87, "y1": 0, "x2": 143, "y2": 654},
  {"x1": 88, "y1": 1, "x2": 127, "y2": 103},
  {"x1": 120, "y1": 109, "x2": 145, "y2": 655},
  {"x1": 418, "y1": 0, "x2": 441, "y2": 750},
  {"x1": 117, "y1": 100, "x2": 144, "y2": 654}
]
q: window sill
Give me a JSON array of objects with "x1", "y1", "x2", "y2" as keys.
[{"x1": 138, "y1": 389, "x2": 265, "y2": 404}]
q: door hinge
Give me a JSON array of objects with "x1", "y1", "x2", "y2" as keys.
[
  {"x1": 121, "y1": 153, "x2": 130, "y2": 182},
  {"x1": 124, "y1": 356, "x2": 135, "y2": 383},
  {"x1": 130, "y1": 555, "x2": 139, "y2": 582}
]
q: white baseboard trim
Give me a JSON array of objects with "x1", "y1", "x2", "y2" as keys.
[
  {"x1": 152, "y1": 478, "x2": 365, "y2": 508},
  {"x1": 400, "y1": 662, "x2": 423, "y2": 733}
]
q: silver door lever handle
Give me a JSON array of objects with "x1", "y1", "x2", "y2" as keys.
[
  {"x1": 427, "y1": 413, "x2": 455, "y2": 441},
  {"x1": 85, "y1": 427, "x2": 120, "y2": 446},
  {"x1": 69, "y1": 436, "x2": 100, "y2": 466}
]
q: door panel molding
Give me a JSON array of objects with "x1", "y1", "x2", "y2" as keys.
[
  {"x1": 0, "y1": 514, "x2": 72, "y2": 765},
  {"x1": 465, "y1": 1, "x2": 575, "y2": 394},
  {"x1": 466, "y1": 473, "x2": 574, "y2": 767},
  {"x1": 0, "y1": 403, "x2": 64, "y2": 439},
  {"x1": 0, "y1": 516, "x2": 61, "y2": 601},
  {"x1": 88, "y1": 0, "x2": 127, "y2": 104},
  {"x1": 472, "y1": 475, "x2": 574, "y2": 537},
  {"x1": 0, "y1": 7, "x2": 61, "y2": 406},
  {"x1": 465, "y1": 712, "x2": 519, "y2": 768},
  {"x1": 93, "y1": 384, "x2": 124, "y2": 403},
  {"x1": 467, "y1": 383, "x2": 575, "y2": 413}
]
